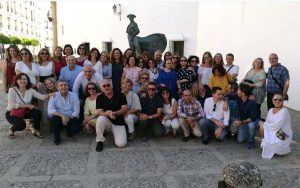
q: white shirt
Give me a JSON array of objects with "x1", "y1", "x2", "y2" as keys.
[
  {"x1": 198, "y1": 66, "x2": 212, "y2": 85},
  {"x1": 72, "y1": 71, "x2": 103, "y2": 96},
  {"x1": 204, "y1": 97, "x2": 230, "y2": 126},
  {"x1": 84, "y1": 60, "x2": 103, "y2": 75},
  {"x1": 38, "y1": 61, "x2": 53, "y2": 76},
  {"x1": 125, "y1": 91, "x2": 141, "y2": 111},
  {"x1": 224, "y1": 64, "x2": 239, "y2": 76},
  {"x1": 7, "y1": 87, "x2": 47, "y2": 110},
  {"x1": 163, "y1": 98, "x2": 176, "y2": 115},
  {"x1": 15, "y1": 61, "x2": 40, "y2": 85}
]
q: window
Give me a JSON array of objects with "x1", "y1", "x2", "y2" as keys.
[
  {"x1": 7, "y1": 17, "x2": 10, "y2": 30},
  {"x1": 31, "y1": 25, "x2": 33, "y2": 34},
  {"x1": 0, "y1": 2, "x2": 3, "y2": 9},
  {"x1": 6, "y1": 1, "x2": 9, "y2": 12},
  {"x1": 0, "y1": 15, "x2": 2, "y2": 28},
  {"x1": 25, "y1": 7, "x2": 28, "y2": 19},
  {"x1": 14, "y1": 20, "x2": 17, "y2": 31},
  {"x1": 26, "y1": 23, "x2": 28, "y2": 34},
  {"x1": 169, "y1": 41, "x2": 184, "y2": 57},
  {"x1": 20, "y1": 21, "x2": 23, "y2": 32},
  {"x1": 102, "y1": 42, "x2": 112, "y2": 54},
  {"x1": 14, "y1": 1, "x2": 16, "y2": 14},
  {"x1": 10, "y1": 1, "x2": 13, "y2": 12},
  {"x1": 19, "y1": 4, "x2": 22, "y2": 16}
]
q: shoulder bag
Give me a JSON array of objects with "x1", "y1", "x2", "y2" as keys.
[{"x1": 10, "y1": 88, "x2": 28, "y2": 118}]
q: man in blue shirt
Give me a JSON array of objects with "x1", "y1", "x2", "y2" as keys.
[
  {"x1": 48, "y1": 80, "x2": 81, "y2": 145},
  {"x1": 266, "y1": 53, "x2": 290, "y2": 110},
  {"x1": 232, "y1": 83, "x2": 258, "y2": 149},
  {"x1": 59, "y1": 55, "x2": 83, "y2": 91}
]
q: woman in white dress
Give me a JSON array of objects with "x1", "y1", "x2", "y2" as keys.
[
  {"x1": 15, "y1": 48, "x2": 40, "y2": 88},
  {"x1": 160, "y1": 87, "x2": 179, "y2": 136},
  {"x1": 84, "y1": 48, "x2": 103, "y2": 75},
  {"x1": 37, "y1": 48, "x2": 55, "y2": 83},
  {"x1": 198, "y1": 51, "x2": 213, "y2": 92},
  {"x1": 259, "y1": 93, "x2": 293, "y2": 159}
]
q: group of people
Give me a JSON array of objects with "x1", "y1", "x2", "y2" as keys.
[{"x1": 1, "y1": 43, "x2": 293, "y2": 159}]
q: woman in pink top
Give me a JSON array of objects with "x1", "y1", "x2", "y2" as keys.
[{"x1": 122, "y1": 55, "x2": 142, "y2": 86}]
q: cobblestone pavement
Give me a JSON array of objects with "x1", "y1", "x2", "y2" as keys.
[{"x1": 0, "y1": 92, "x2": 299, "y2": 188}]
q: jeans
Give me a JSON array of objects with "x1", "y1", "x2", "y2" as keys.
[
  {"x1": 267, "y1": 92, "x2": 274, "y2": 110},
  {"x1": 199, "y1": 118, "x2": 226, "y2": 141},
  {"x1": 237, "y1": 120, "x2": 259, "y2": 144}
]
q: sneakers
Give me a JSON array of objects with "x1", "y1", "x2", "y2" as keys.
[
  {"x1": 128, "y1": 132, "x2": 135, "y2": 141},
  {"x1": 54, "y1": 140, "x2": 60, "y2": 145},
  {"x1": 247, "y1": 142, "x2": 255, "y2": 150},
  {"x1": 96, "y1": 141, "x2": 104, "y2": 152}
]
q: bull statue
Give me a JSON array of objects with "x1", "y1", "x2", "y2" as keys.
[{"x1": 126, "y1": 14, "x2": 167, "y2": 57}]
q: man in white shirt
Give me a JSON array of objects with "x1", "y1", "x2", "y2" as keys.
[
  {"x1": 224, "y1": 53, "x2": 239, "y2": 82},
  {"x1": 121, "y1": 78, "x2": 141, "y2": 141},
  {"x1": 199, "y1": 87, "x2": 230, "y2": 144},
  {"x1": 72, "y1": 64, "x2": 103, "y2": 97}
]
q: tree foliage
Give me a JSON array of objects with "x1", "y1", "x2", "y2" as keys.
[
  {"x1": 9, "y1": 36, "x2": 21, "y2": 44},
  {"x1": 31, "y1": 38, "x2": 40, "y2": 46},
  {"x1": 21, "y1": 37, "x2": 32, "y2": 46},
  {"x1": 0, "y1": 34, "x2": 10, "y2": 44}
]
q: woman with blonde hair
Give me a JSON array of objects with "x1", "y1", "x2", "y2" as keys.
[{"x1": 242, "y1": 58, "x2": 266, "y2": 119}]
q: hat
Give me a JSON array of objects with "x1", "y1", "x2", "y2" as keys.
[{"x1": 127, "y1": 14, "x2": 136, "y2": 19}]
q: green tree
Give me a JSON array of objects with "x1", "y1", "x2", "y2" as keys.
[
  {"x1": 9, "y1": 36, "x2": 21, "y2": 45},
  {"x1": 21, "y1": 37, "x2": 32, "y2": 47},
  {"x1": 0, "y1": 34, "x2": 10, "y2": 58},
  {"x1": 30, "y1": 38, "x2": 40, "y2": 46}
]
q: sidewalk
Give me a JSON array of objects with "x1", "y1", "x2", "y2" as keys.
[{"x1": 0, "y1": 92, "x2": 299, "y2": 188}]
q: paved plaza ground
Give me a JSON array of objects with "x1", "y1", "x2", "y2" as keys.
[{"x1": 0, "y1": 92, "x2": 299, "y2": 188}]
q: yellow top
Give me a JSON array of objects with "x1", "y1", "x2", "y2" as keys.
[{"x1": 208, "y1": 73, "x2": 233, "y2": 94}]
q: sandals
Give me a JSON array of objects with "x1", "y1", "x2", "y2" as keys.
[
  {"x1": 8, "y1": 129, "x2": 15, "y2": 139},
  {"x1": 32, "y1": 129, "x2": 44, "y2": 138}
]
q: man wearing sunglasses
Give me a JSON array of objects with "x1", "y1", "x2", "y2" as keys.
[
  {"x1": 94, "y1": 79, "x2": 128, "y2": 152},
  {"x1": 199, "y1": 87, "x2": 230, "y2": 145},
  {"x1": 139, "y1": 82, "x2": 163, "y2": 142}
]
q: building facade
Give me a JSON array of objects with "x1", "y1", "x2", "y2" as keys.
[{"x1": 0, "y1": 0, "x2": 53, "y2": 53}]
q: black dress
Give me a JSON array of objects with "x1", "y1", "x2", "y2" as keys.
[
  {"x1": 177, "y1": 68, "x2": 193, "y2": 91},
  {"x1": 112, "y1": 62, "x2": 124, "y2": 94}
]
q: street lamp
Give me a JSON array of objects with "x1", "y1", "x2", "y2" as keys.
[{"x1": 112, "y1": 4, "x2": 121, "y2": 21}]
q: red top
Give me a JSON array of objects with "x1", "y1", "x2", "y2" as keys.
[
  {"x1": 53, "y1": 57, "x2": 67, "y2": 76},
  {"x1": 75, "y1": 58, "x2": 86, "y2": 67},
  {"x1": 6, "y1": 60, "x2": 16, "y2": 92}
]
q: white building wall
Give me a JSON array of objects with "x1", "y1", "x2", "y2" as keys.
[
  {"x1": 57, "y1": 0, "x2": 199, "y2": 56},
  {"x1": 57, "y1": 0, "x2": 299, "y2": 110},
  {"x1": 196, "y1": 0, "x2": 300, "y2": 110}
]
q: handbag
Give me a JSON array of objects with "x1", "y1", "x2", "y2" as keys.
[
  {"x1": 10, "y1": 88, "x2": 28, "y2": 118},
  {"x1": 270, "y1": 69, "x2": 289, "y2": 100},
  {"x1": 276, "y1": 129, "x2": 289, "y2": 141}
]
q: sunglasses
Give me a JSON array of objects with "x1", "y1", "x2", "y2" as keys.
[
  {"x1": 213, "y1": 104, "x2": 216, "y2": 111},
  {"x1": 102, "y1": 84, "x2": 111, "y2": 88},
  {"x1": 41, "y1": 52, "x2": 48, "y2": 55},
  {"x1": 141, "y1": 77, "x2": 149, "y2": 80},
  {"x1": 204, "y1": 56, "x2": 210, "y2": 59},
  {"x1": 148, "y1": 88, "x2": 156, "y2": 91},
  {"x1": 273, "y1": 98, "x2": 283, "y2": 102},
  {"x1": 21, "y1": 52, "x2": 29, "y2": 56},
  {"x1": 162, "y1": 91, "x2": 169, "y2": 94},
  {"x1": 88, "y1": 87, "x2": 95, "y2": 91}
]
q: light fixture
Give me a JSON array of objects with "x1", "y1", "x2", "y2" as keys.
[{"x1": 112, "y1": 4, "x2": 121, "y2": 21}]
